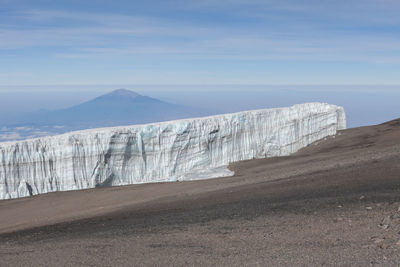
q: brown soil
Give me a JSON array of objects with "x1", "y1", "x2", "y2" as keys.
[{"x1": 0, "y1": 119, "x2": 400, "y2": 266}]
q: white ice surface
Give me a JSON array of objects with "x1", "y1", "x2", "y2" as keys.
[{"x1": 0, "y1": 102, "x2": 346, "y2": 200}]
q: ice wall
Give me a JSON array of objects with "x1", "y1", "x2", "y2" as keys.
[{"x1": 0, "y1": 103, "x2": 346, "y2": 200}]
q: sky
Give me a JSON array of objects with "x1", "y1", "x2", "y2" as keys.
[{"x1": 1, "y1": 0, "x2": 400, "y2": 85}]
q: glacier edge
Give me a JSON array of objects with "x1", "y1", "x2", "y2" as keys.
[{"x1": 0, "y1": 102, "x2": 346, "y2": 200}]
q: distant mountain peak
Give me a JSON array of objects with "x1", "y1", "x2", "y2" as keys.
[
  {"x1": 0, "y1": 88, "x2": 209, "y2": 142},
  {"x1": 107, "y1": 89, "x2": 141, "y2": 98}
]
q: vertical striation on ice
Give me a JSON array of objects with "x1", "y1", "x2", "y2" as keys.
[{"x1": 0, "y1": 103, "x2": 346, "y2": 200}]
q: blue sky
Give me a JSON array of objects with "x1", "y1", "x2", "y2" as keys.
[{"x1": 1, "y1": 0, "x2": 400, "y2": 85}]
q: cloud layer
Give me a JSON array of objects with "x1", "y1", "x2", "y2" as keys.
[{"x1": 1, "y1": 0, "x2": 400, "y2": 85}]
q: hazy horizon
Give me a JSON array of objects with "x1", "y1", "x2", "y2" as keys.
[{"x1": 0, "y1": 85, "x2": 399, "y2": 130}]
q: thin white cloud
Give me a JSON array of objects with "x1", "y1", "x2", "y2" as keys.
[
  {"x1": 0, "y1": 3, "x2": 400, "y2": 85},
  {"x1": 178, "y1": 0, "x2": 400, "y2": 26},
  {"x1": 14, "y1": 126, "x2": 33, "y2": 131},
  {"x1": 1, "y1": 7, "x2": 399, "y2": 65},
  {"x1": 0, "y1": 72, "x2": 35, "y2": 78},
  {"x1": 0, "y1": 132, "x2": 22, "y2": 141}
]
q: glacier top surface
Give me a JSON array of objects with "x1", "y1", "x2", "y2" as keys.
[{"x1": 0, "y1": 102, "x2": 342, "y2": 147}]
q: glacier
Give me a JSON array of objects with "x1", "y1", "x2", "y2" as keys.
[{"x1": 0, "y1": 102, "x2": 346, "y2": 200}]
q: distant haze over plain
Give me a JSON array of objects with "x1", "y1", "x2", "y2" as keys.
[{"x1": 0, "y1": 85, "x2": 399, "y2": 130}]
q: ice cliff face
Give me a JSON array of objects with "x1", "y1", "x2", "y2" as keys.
[{"x1": 0, "y1": 103, "x2": 346, "y2": 200}]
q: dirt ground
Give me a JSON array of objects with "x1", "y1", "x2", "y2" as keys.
[{"x1": 0, "y1": 119, "x2": 399, "y2": 266}]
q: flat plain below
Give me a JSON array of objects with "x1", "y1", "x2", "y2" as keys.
[{"x1": 1, "y1": 119, "x2": 400, "y2": 266}]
